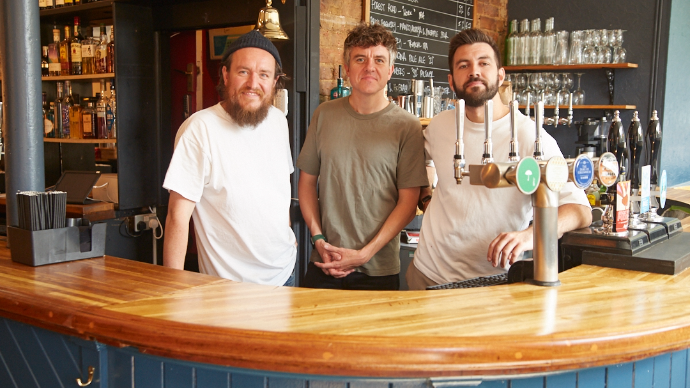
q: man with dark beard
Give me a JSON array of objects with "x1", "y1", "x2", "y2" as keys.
[
  {"x1": 162, "y1": 30, "x2": 298, "y2": 287},
  {"x1": 406, "y1": 29, "x2": 591, "y2": 289}
]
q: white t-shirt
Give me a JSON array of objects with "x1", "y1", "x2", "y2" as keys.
[
  {"x1": 163, "y1": 103, "x2": 297, "y2": 286},
  {"x1": 414, "y1": 107, "x2": 591, "y2": 284}
]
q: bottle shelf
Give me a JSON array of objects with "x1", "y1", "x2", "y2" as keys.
[
  {"x1": 504, "y1": 63, "x2": 638, "y2": 71},
  {"x1": 42, "y1": 73, "x2": 114, "y2": 81},
  {"x1": 44, "y1": 138, "x2": 116, "y2": 144},
  {"x1": 40, "y1": 0, "x2": 114, "y2": 21},
  {"x1": 518, "y1": 104, "x2": 636, "y2": 110}
]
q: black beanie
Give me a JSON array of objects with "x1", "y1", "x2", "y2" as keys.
[{"x1": 222, "y1": 30, "x2": 282, "y2": 69}]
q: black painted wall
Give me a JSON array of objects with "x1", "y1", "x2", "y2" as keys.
[{"x1": 507, "y1": 0, "x2": 672, "y2": 158}]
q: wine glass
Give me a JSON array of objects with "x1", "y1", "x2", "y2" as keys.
[
  {"x1": 558, "y1": 73, "x2": 573, "y2": 106},
  {"x1": 612, "y1": 29, "x2": 627, "y2": 63},
  {"x1": 573, "y1": 73, "x2": 585, "y2": 105},
  {"x1": 543, "y1": 73, "x2": 557, "y2": 105}
]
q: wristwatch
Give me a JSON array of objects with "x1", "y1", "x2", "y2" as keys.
[
  {"x1": 418, "y1": 195, "x2": 432, "y2": 210},
  {"x1": 310, "y1": 234, "x2": 326, "y2": 247}
]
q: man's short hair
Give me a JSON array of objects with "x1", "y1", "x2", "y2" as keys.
[
  {"x1": 447, "y1": 29, "x2": 502, "y2": 72},
  {"x1": 343, "y1": 23, "x2": 397, "y2": 66}
]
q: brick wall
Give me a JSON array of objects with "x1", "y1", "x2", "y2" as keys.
[{"x1": 319, "y1": 0, "x2": 509, "y2": 101}]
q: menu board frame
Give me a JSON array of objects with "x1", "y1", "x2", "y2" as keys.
[{"x1": 362, "y1": 0, "x2": 476, "y2": 97}]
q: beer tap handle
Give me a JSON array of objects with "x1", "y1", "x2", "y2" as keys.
[
  {"x1": 567, "y1": 92, "x2": 573, "y2": 126},
  {"x1": 508, "y1": 100, "x2": 520, "y2": 162},
  {"x1": 482, "y1": 100, "x2": 494, "y2": 164},
  {"x1": 533, "y1": 101, "x2": 544, "y2": 160},
  {"x1": 646, "y1": 110, "x2": 661, "y2": 186},
  {"x1": 525, "y1": 92, "x2": 531, "y2": 118},
  {"x1": 454, "y1": 99, "x2": 466, "y2": 184}
]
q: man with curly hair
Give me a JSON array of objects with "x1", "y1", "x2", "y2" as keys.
[{"x1": 297, "y1": 23, "x2": 428, "y2": 290}]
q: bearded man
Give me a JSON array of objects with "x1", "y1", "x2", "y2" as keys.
[
  {"x1": 162, "y1": 30, "x2": 297, "y2": 286},
  {"x1": 406, "y1": 29, "x2": 591, "y2": 290}
]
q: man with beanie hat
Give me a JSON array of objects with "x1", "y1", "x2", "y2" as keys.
[{"x1": 163, "y1": 30, "x2": 297, "y2": 286}]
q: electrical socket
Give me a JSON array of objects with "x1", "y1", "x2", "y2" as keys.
[{"x1": 129, "y1": 214, "x2": 157, "y2": 233}]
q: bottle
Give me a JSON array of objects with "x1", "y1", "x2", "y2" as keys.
[
  {"x1": 39, "y1": 0, "x2": 47, "y2": 10},
  {"x1": 517, "y1": 19, "x2": 530, "y2": 65},
  {"x1": 106, "y1": 83, "x2": 116, "y2": 139},
  {"x1": 45, "y1": 102, "x2": 57, "y2": 138},
  {"x1": 586, "y1": 181, "x2": 601, "y2": 207},
  {"x1": 82, "y1": 98, "x2": 97, "y2": 139},
  {"x1": 59, "y1": 26, "x2": 72, "y2": 76},
  {"x1": 71, "y1": 17, "x2": 84, "y2": 75},
  {"x1": 55, "y1": 0, "x2": 65, "y2": 7},
  {"x1": 329, "y1": 65, "x2": 351, "y2": 100},
  {"x1": 62, "y1": 81, "x2": 74, "y2": 138},
  {"x1": 41, "y1": 92, "x2": 48, "y2": 135},
  {"x1": 95, "y1": 24, "x2": 107, "y2": 74},
  {"x1": 64, "y1": 0, "x2": 73, "y2": 6},
  {"x1": 45, "y1": 0, "x2": 55, "y2": 9},
  {"x1": 41, "y1": 46, "x2": 50, "y2": 77},
  {"x1": 541, "y1": 18, "x2": 556, "y2": 65},
  {"x1": 54, "y1": 82, "x2": 65, "y2": 138},
  {"x1": 528, "y1": 18, "x2": 543, "y2": 65},
  {"x1": 106, "y1": 25, "x2": 115, "y2": 73},
  {"x1": 69, "y1": 92, "x2": 83, "y2": 139},
  {"x1": 96, "y1": 81, "x2": 108, "y2": 139},
  {"x1": 48, "y1": 25, "x2": 61, "y2": 76},
  {"x1": 505, "y1": 20, "x2": 518, "y2": 66},
  {"x1": 81, "y1": 30, "x2": 95, "y2": 75}
]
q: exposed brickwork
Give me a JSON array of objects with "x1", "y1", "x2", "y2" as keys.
[{"x1": 318, "y1": 0, "x2": 508, "y2": 101}]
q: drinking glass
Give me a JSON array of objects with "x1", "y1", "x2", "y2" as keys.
[
  {"x1": 543, "y1": 73, "x2": 557, "y2": 105},
  {"x1": 573, "y1": 73, "x2": 585, "y2": 105},
  {"x1": 554, "y1": 31, "x2": 569, "y2": 65},
  {"x1": 529, "y1": 72, "x2": 545, "y2": 98},
  {"x1": 569, "y1": 30, "x2": 583, "y2": 64},
  {"x1": 582, "y1": 30, "x2": 596, "y2": 64},
  {"x1": 612, "y1": 29, "x2": 627, "y2": 63}
]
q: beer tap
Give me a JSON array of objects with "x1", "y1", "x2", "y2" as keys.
[
  {"x1": 646, "y1": 110, "x2": 662, "y2": 188},
  {"x1": 524, "y1": 92, "x2": 531, "y2": 118},
  {"x1": 533, "y1": 101, "x2": 544, "y2": 161},
  {"x1": 508, "y1": 100, "x2": 520, "y2": 163},
  {"x1": 627, "y1": 111, "x2": 644, "y2": 192},
  {"x1": 453, "y1": 99, "x2": 466, "y2": 184},
  {"x1": 607, "y1": 111, "x2": 628, "y2": 182},
  {"x1": 559, "y1": 93, "x2": 574, "y2": 126},
  {"x1": 481, "y1": 100, "x2": 494, "y2": 165}
]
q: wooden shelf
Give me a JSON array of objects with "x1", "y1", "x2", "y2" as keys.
[
  {"x1": 519, "y1": 104, "x2": 636, "y2": 110},
  {"x1": 44, "y1": 138, "x2": 116, "y2": 144},
  {"x1": 42, "y1": 73, "x2": 114, "y2": 81},
  {"x1": 504, "y1": 63, "x2": 638, "y2": 71},
  {"x1": 40, "y1": 0, "x2": 113, "y2": 21}
]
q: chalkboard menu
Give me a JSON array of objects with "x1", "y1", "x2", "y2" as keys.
[{"x1": 368, "y1": 0, "x2": 475, "y2": 97}]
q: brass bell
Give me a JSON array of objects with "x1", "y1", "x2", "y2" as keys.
[{"x1": 256, "y1": 0, "x2": 289, "y2": 40}]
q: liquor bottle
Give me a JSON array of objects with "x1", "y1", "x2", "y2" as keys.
[
  {"x1": 96, "y1": 81, "x2": 108, "y2": 138},
  {"x1": 54, "y1": 82, "x2": 65, "y2": 138},
  {"x1": 39, "y1": 0, "x2": 47, "y2": 10},
  {"x1": 541, "y1": 17, "x2": 556, "y2": 65},
  {"x1": 82, "y1": 98, "x2": 97, "y2": 139},
  {"x1": 41, "y1": 92, "x2": 49, "y2": 136},
  {"x1": 329, "y1": 65, "x2": 350, "y2": 100},
  {"x1": 81, "y1": 30, "x2": 95, "y2": 75},
  {"x1": 106, "y1": 83, "x2": 116, "y2": 139},
  {"x1": 55, "y1": 0, "x2": 65, "y2": 7},
  {"x1": 71, "y1": 17, "x2": 84, "y2": 75},
  {"x1": 95, "y1": 24, "x2": 107, "y2": 74},
  {"x1": 41, "y1": 46, "x2": 50, "y2": 77},
  {"x1": 65, "y1": 0, "x2": 73, "y2": 6},
  {"x1": 106, "y1": 25, "x2": 115, "y2": 73},
  {"x1": 62, "y1": 81, "x2": 74, "y2": 138},
  {"x1": 528, "y1": 18, "x2": 543, "y2": 65},
  {"x1": 59, "y1": 26, "x2": 72, "y2": 76},
  {"x1": 69, "y1": 92, "x2": 83, "y2": 139},
  {"x1": 505, "y1": 20, "x2": 518, "y2": 66},
  {"x1": 517, "y1": 19, "x2": 529, "y2": 65},
  {"x1": 48, "y1": 24, "x2": 61, "y2": 76},
  {"x1": 45, "y1": 0, "x2": 55, "y2": 9},
  {"x1": 45, "y1": 102, "x2": 56, "y2": 138}
]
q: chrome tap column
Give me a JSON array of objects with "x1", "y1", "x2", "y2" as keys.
[
  {"x1": 454, "y1": 99, "x2": 466, "y2": 184},
  {"x1": 482, "y1": 100, "x2": 494, "y2": 165},
  {"x1": 508, "y1": 100, "x2": 520, "y2": 162}
]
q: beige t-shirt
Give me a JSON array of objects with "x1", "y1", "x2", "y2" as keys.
[{"x1": 297, "y1": 97, "x2": 428, "y2": 276}]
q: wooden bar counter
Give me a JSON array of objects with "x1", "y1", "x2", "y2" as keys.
[{"x1": 2, "y1": 233, "x2": 690, "y2": 387}]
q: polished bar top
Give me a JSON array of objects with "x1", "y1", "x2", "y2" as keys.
[{"x1": 2, "y1": 238, "x2": 690, "y2": 378}]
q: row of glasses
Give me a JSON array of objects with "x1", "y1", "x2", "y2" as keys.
[
  {"x1": 570, "y1": 29, "x2": 626, "y2": 64},
  {"x1": 506, "y1": 72, "x2": 585, "y2": 106}
]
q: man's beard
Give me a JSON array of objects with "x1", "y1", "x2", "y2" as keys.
[
  {"x1": 453, "y1": 75, "x2": 500, "y2": 108},
  {"x1": 223, "y1": 87, "x2": 275, "y2": 127}
]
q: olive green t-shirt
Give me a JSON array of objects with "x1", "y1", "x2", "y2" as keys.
[{"x1": 296, "y1": 97, "x2": 428, "y2": 276}]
